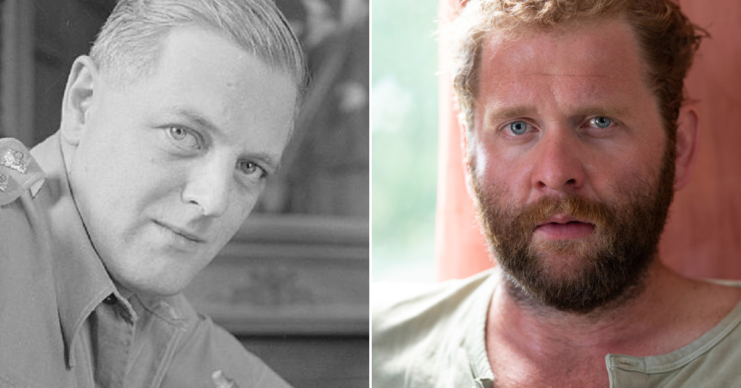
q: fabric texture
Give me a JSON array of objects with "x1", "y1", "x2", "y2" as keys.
[
  {"x1": 372, "y1": 269, "x2": 741, "y2": 388},
  {"x1": 0, "y1": 133, "x2": 291, "y2": 388}
]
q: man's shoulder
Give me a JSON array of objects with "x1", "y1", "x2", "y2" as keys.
[
  {"x1": 630, "y1": 288, "x2": 741, "y2": 387},
  {"x1": 0, "y1": 138, "x2": 46, "y2": 207},
  {"x1": 373, "y1": 269, "x2": 495, "y2": 330},
  {"x1": 0, "y1": 138, "x2": 51, "y2": 272},
  {"x1": 372, "y1": 269, "x2": 496, "y2": 387}
]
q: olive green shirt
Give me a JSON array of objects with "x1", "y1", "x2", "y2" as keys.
[
  {"x1": 0, "y1": 134, "x2": 291, "y2": 388},
  {"x1": 373, "y1": 269, "x2": 741, "y2": 388}
]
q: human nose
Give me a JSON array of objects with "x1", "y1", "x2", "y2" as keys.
[
  {"x1": 530, "y1": 131, "x2": 586, "y2": 193},
  {"x1": 181, "y1": 158, "x2": 231, "y2": 217}
]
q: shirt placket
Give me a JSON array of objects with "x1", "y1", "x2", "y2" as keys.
[
  {"x1": 125, "y1": 298, "x2": 184, "y2": 388},
  {"x1": 92, "y1": 295, "x2": 136, "y2": 388}
]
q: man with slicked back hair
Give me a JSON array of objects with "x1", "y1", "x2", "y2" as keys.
[{"x1": 0, "y1": 0, "x2": 306, "y2": 387}]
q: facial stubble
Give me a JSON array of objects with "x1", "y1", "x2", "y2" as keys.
[{"x1": 471, "y1": 144, "x2": 676, "y2": 314}]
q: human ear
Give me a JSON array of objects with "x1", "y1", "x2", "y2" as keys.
[
  {"x1": 673, "y1": 104, "x2": 699, "y2": 190},
  {"x1": 60, "y1": 56, "x2": 99, "y2": 146}
]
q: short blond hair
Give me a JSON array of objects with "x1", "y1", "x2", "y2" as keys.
[
  {"x1": 91, "y1": 0, "x2": 307, "y2": 98},
  {"x1": 451, "y1": 0, "x2": 706, "y2": 147}
]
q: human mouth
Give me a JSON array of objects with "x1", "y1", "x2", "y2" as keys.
[
  {"x1": 533, "y1": 214, "x2": 595, "y2": 240},
  {"x1": 154, "y1": 221, "x2": 207, "y2": 244}
]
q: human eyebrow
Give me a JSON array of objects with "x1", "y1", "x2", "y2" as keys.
[
  {"x1": 486, "y1": 106, "x2": 537, "y2": 121},
  {"x1": 244, "y1": 152, "x2": 282, "y2": 175},
  {"x1": 170, "y1": 107, "x2": 221, "y2": 137},
  {"x1": 483, "y1": 105, "x2": 633, "y2": 126},
  {"x1": 168, "y1": 107, "x2": 282, "y2": 171},
  {"x1": 570, "y1": 106, "x2": 631, "y2": 120},
  {"x1": 483, "y1": 105, "x2": 538, "y2": 130}
]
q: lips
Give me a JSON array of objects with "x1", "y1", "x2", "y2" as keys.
[
  {"x1": 154, "y1": 221, "x2": 206, "y2": 244},
  {"x1": 535, "y1": 214, "x2": 593, "y2": 228},
  {"x1": 533, "y1": 214, "x2": 595, "y2": 239}
]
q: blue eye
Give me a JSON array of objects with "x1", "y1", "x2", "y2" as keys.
[
  {"x1": 509, "y1": 121, "x2": 528, "y2": 135},
  {"x1": 166, "y1": 126, "x2": 202, "y2": 150},
  {"x1": 590, "y1": 117, "x2": 612, "y2": 129}
]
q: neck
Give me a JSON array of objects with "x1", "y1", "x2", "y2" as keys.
[
  {"x1": 488, "y1": 261, "x2": 695, "y2": 358},
  {"x1": 485, "y1": 259, "x2": 741, "y2": 388}
]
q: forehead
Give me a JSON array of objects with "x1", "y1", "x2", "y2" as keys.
[
  {"x1": 111, "y1": 25, "x2": 298, "y2": 152},
  {"x1": 477, "y1": 18, "x2": 651, "y2": 113},
  {"x1": 157, "y1": 26, "x2": 295, "y2": 119}
]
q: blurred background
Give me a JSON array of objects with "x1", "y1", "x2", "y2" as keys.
[
  {"x1": 0, "y1": 0, "x2": 368, "y2": 387},
  {"x1": 371, "y1": 0, "x2": 438, "y2": 284}
]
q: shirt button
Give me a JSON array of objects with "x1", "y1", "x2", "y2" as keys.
[{"x1": 103, "y1": 294, "x2": 117, "y2": 305}]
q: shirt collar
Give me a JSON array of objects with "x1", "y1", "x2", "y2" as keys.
[
  {"x1": 465, "y1": 269, "x2": 498, "y2": 386},
  {"x1": 31, "y1": 132, "x2": 124, "y2": 368}
]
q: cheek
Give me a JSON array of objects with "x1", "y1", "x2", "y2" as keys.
[
  {"x1": 222, "y1": 192, "x2": 259, "y2": 228},
  {"x1": 595, "y1": 138, "x2": 664, "y2": 184},
  {"x1": 237, "y1": 195, "x2": 259, "y2": 221},
  {"x1": 104, "y1": 164, "x2": 168, "y2": 209},
  {"x1": 473, "y1": 138, "x2": 531, "y2": 198},
  {"x1": 78, "y1": 134, "x2": 143, "y2": 185}
]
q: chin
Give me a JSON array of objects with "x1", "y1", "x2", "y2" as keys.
[
  {"x1": 104, "y1": 248, "x2": 214, "y2": 298},
  {"x1": 115, "y1": 271, "x2": 195, "y2": 298},
  {"x1": 536, "y1": 263, "x2": 585, "y2": 285},
  {"x1": 131, "y1": 283, "x2": 188, "y2": 298}
]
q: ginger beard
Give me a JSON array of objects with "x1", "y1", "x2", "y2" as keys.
[{"x1": 471, "y1": 141, "x2": 677, "y2": 314}]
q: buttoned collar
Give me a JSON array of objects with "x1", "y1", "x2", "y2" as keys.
[{"x1": 31, "y1": 133, "x2": 132, "y2": 368}]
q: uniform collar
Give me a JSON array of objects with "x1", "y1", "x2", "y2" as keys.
[{"x1": 31, "y1": 132, "x2": 125, "y2": 368}]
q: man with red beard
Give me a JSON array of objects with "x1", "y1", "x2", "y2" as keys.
[{"x1": 373, "y1": 0, "x2": 741, "y2": 387}]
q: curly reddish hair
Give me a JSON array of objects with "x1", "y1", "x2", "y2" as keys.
[{"x1": 451, "y1": 0, "x2": 707, "y2": 150}]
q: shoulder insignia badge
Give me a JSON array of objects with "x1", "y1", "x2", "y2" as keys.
[{"x1": 0, "y1": 138, "x2": 46, "y2": 207}]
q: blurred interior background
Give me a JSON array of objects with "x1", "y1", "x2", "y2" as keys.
[
  {"x1": 0, "y1": 0, "x2": 368, "y2": 387},
  {"x1": 371, "y1": 0, "x2": 438, "y2": 284}
]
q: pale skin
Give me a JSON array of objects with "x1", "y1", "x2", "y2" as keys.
[
  {"x1": 466, "y1": 18, "x2": 741, "y2": 387},
  {"x1": 59, "y1": 26, "x2": 296, "y2": 298},
  {"x1": 58, "y1": 26, "x2": 297, "y2": 388}
]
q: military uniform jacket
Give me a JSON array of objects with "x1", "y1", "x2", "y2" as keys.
[{"x1": 0, "y1": 134, "x2": 291, "y2": 388}]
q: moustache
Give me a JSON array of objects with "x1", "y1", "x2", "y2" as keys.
[{"x1": 492, "y1": 194, "x2": 617, "y2": 244}]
